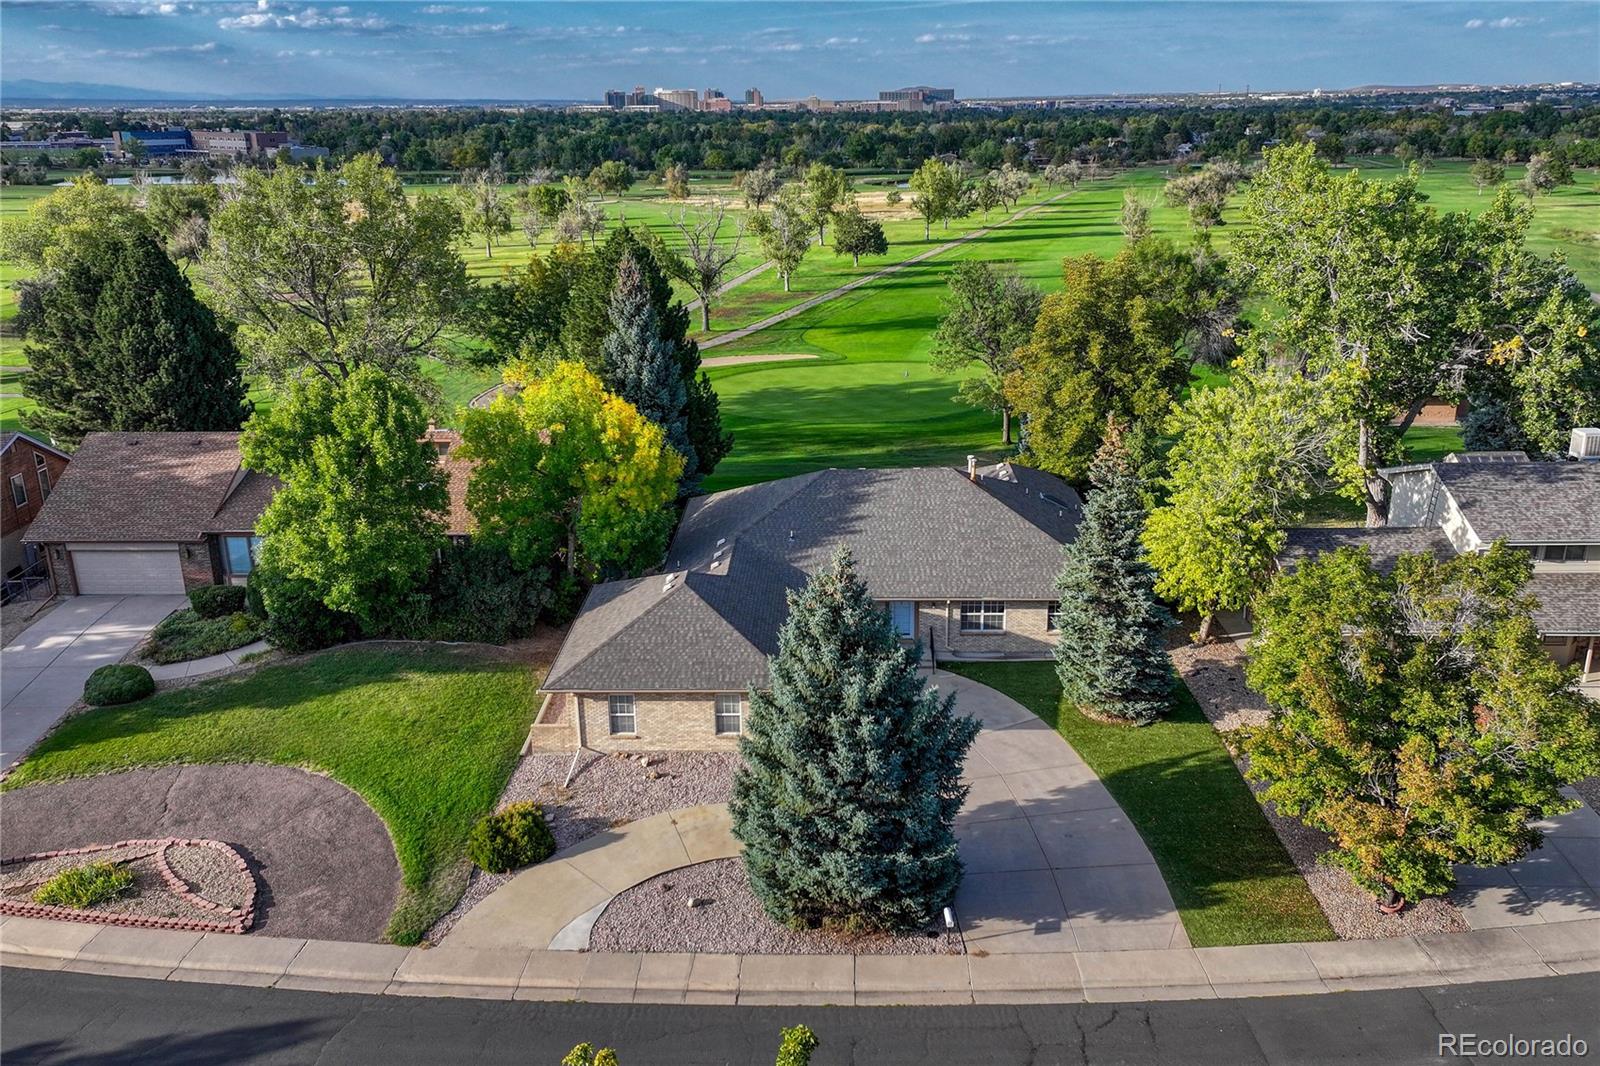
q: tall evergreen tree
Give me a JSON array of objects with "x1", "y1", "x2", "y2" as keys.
[
  {"x1": 1054, "y1": 421, "x2": 1174, "y2": 725},
  {"x1": 23, "y1": 229, "x2": 248, "y2": 445},
  {"x1": 601, "y1": 253, "x2": 697, "y2": 491},
  {"x1": 560, "y1": 227, "x2": 732, "y2": 481},
  {"x1": 730, "y1": 549, "x2": 980, "y2": 933}
]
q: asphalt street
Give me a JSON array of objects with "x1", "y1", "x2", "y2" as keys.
[{"x1": 2, "y1": 968, "x2": 1596, "y2": 1065}]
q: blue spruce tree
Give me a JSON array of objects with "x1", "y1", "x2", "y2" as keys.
[
  {"x1": 1054, "y1": 419, "x2": 1175, "y2": 724},
  {"x1": 731, "y1": 548, "x2": 980, "y2": 933},
  {"x1": 600, "y1": 252, "x2": 697, "y2": 492}
]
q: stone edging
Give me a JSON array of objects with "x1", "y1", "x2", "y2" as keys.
[
  {"x1": 2, "y1": 915, "x2": 1595, "y2": 1004},
  {"x1": 0, "y1": 838, "x2": 256, "y2": 935}
]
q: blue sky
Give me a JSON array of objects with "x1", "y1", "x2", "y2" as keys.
[{"x1": 3, "y1": 1, "x2": 1597, "y2": 100}]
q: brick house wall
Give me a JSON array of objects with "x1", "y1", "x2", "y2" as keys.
[
  {"x1": 574, "y1": 693, "x2": 746, "y2": 752},
  {"x1": 2, "y1": 438, "x2": 70, "y2": 576},
  {"x1": 39, "y1": 539, "x2": 215, "y2": 596},
  {"x1": 913, "y1": 600, "x2": 1054, "y2": 658}
]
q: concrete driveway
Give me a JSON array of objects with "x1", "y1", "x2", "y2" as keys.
[
  {"x1": 1, "y1": 594, "x2": 186, "y2": 770},
  {"x1": 938, "y1": 670, "x2": 1188, "y2": 954}
]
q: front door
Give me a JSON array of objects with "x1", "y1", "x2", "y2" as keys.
[{"x1": 889, "y1": 601, "x2": 916, "y2": 639}]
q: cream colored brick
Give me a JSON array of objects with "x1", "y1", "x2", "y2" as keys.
[
  {"x1": 916, "y1": 600, "x2": 1054, "y2": 658},
  {"x1": 576, "y1": 693, "x2": 744, "y2": 752}
]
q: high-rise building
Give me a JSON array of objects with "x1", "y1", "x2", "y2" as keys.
[
  {"x1": 654, "y1": 87, "x2": 699, "y2": 111},
  {"x1": 626, "y1": 85, "x2": 650, "y2": 106},
  {"x1": 604, "y1": 89, "x2": 627, "y2": 109},
  {"x1": 744, "y1": 87, "x2": 764, "y2": 107}
]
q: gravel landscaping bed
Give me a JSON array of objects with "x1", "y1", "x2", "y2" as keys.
[
  {"x1": 425, "y1": 750, "x2": 739, "y2": 942},
  {"x1": 1, "y1": 841, "x2": 256, "y2": 927},
  {"x1": 589, "y1": 858, "x2": 963, "y2": 956},
  {"x1": 1174, "y1": 642, "x2": 1469, "y2": 939},
  {"x1": 1170, "y1": 639, "x2": 1271, "y2": 732}
]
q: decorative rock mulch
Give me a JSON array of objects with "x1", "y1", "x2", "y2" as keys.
[
  {"x1": 1172, "y1": 639, "x2": 1469, "y2": 940},
  {"x1": 589, "y1": 858, "x2": 963, "y2": 956},
  {"x1": 0, "y1": 838, "x2": 257, "y2": 934},
  {"x1": 425, "y1": 750, "x2": 739, "y2": 942}
]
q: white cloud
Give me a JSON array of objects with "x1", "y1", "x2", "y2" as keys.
[
  {"x1": 218, "y1": 3, "x2": 394, "y2": 32},
  {"x1": 418, "y1": 3, "x2": 487, "y2": 12},
  {"x1": 85, "y1": 39, "x2": 220, "y2": 58},
  {"x1": 1464, "y1": 16, "x2": 1539, "y2": 29},
  {"x1": 821, "y1": 36, "x2": 865, "y2": 46},
  {"x1": 914, "y1": 32, "x2": 971, "y2": 44}
]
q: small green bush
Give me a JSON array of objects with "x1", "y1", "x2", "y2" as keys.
[
  {"x1": 143, "y1": 609, "x2": 265, "y2": 664},
  {"x1": 188, "y1": 584, "x2": 247, "y2": 619},
  {"x1": 254, "y1": 567, "x2": 355, "y2": 654},
  {"x1": 466, "y1": 801, "x2": 555, "y2": 874},
  {"x1": 83, "y1": 664, "x2": 155, "y2": 706},
  {"x1": 33, "y1": 862, "x2": 135, "y2": 908},
  {"x1": 775, "y1": 1025, "x2": 818, "y2": 1066}
]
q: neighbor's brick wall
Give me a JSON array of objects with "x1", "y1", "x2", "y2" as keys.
[
  {"x1": 916, "y1": 600, "x2": 1054, "y2": 658},
  {"x1": 42, "y1": 543, "x2": 75, "y2": 595},
  {"x1": 182, "y1": 540, "x2": 218, "y2": 590},
  {"x1": 576, "y1": 693, "x2": 744, "y2": 752}
]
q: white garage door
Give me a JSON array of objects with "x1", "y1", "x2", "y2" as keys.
[{"x1": 71, "y1": 547, "x2": 185, "y2": 595}]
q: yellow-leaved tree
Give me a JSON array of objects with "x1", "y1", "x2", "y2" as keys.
[{"x1": 457, "y1": 361, "x2": 683, "y2": 579}]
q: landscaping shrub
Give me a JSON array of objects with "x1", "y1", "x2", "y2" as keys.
[
  {"x1": 83, "y1": 664, "x2": 155, "y2": 706},
  {"x1": 33, "y1": 862, "x2": 135, "y2": 908},
  {"x1": 775, "y1": 1026, "x2": 819, "y2": 1066},
  {"x1": 466, "y1": 801, "x2": 555, "y2": 874},
  {"x1": 144, "y1": 609, "x2": 265, "y2": 664},
  {"x1": 421, "y1": 542, "x2": 551, "y2": 644},
  {"x1": 252, "y1": 566, "x2": 356, "y2": 654},
  {"x1": 188, "y1": 584, "x2": 247, "y2": 619}
]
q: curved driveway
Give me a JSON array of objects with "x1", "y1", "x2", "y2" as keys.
[{"x1": 1, "y1": 764, "x2": 400, "y2": 942}]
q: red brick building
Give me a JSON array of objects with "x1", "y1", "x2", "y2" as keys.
[{"x1": 1, "y1": 432, "x2": 70, "y2": 580}]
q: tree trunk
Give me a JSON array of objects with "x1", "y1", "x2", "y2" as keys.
[
  {"x1": 1001, "y1": 407, "x2": 1012, "y2": 445},
  {"x1": 1358, "y1": 417, "x2": 1387, "y2": 528},
  {"x1": 1196, "y1": 614, "x2": 1215, "y2": 643},
  {"x1": 783, "y1": 272, "x2": 791, "y2": 293},
  {"x1": 566, "y1": 525, "x2": 578, "y2": 575},
  {"x1": 852, "y1": 253, "x2": 860, "y2": 266},
  {"x1": 924, "y1": 220, "x2": 930, "y2": 240},
  {"x1": 700, "y1": 301, "x2": 710, "y2": 332},
  {"x1": 485, "y1": 237, "x2": 492, "y2": 258}
]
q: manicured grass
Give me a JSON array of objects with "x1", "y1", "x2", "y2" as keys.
[
  {"x1": 3, "y1": 644, "x2": 542, "y2": 944},
  {"x1": 944, "y1": 660, "x2": 1335, "y2": 948}
]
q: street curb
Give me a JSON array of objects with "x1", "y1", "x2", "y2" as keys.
[{"x1": 4, "y1": 915, "x2": 1596, "y2": 1005}]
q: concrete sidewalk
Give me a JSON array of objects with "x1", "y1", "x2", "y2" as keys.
[
  {"x1": 145, "y1": 640, "x2": 271, "y2": 681},
  {"x1": 1, "y1": 595, "x2": 186, "y2": 769},
  {"x1": 4, "y1": 915, "x2": 1595, "y2": 1005}
]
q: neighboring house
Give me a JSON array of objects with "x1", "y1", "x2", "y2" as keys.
[
  {"x1": 1280, "y1": 440, "x2": 1600, "y2": 690},
  {"x1": 25, "y1": 431, "x2": 473, "y2": 597},
  {"x1": 1, "y1": 431, "x2": 71, "y2": 579},
  {"x1": 530, "y1": 461, "x2": 1083, "y2": 753}
]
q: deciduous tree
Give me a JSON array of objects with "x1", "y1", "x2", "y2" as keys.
[
  {"x1": 730, "y1": 548, "x2": 979, "y2": 933},
  {"x1": 830, "y1": 202, "x2": 887, "y2": 267},
  {"x1": 738, "y1": 160, "x2": 782, "y2": 209},
  {"x1": 749, "y1": 184, "x2": 817, "y2": 292},
  {"x1": 664, "y1": 202, "x2": 744, "y2": 331},
  {"x1": 1470, "y1": 158, "x2": 1505, "y2": 195},
  {"x1": 801, "y1": 163, "x2": 849, "y2": 243},
  {"x1": 929, "y1": 261, "x2": 1041, "y2": 444},
  {"x1": 456, "y1": 164, "x2": 513, "y2": 258},
  {"x1": 241, "y1": 366, "x2": 447, "y2": 635},
  {"x1": 457, "y1": 361, "x2": 682, "y2": 578},
  {"x1": 1244, "y1": 544, "x2": 1600, "y2": 907},
  {"x1": 207, "y1": 153, "x2": 468, "y2": 386},
  {"x1": 908, "y1": 158, "x2": 960, "y2": 240}
]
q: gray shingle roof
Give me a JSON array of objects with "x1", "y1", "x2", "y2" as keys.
[
  {"x1": 1432, "y1": 462, "x2": 1600, "y2": 543},
  {"x1": 543, "y1": 464, "x2": 1082, "y2": 692},
  {"x1": 1281, "y1": 526, "x2": 1597, "y2": 635}
]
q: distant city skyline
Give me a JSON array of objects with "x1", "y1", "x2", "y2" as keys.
[{"x1": 2, "y1": 1, "x2": 1597, "y2": 102}]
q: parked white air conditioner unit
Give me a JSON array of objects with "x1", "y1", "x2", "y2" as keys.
[{"x1": 1569, "y1": 428, "x2": 1600, "y2": 461}]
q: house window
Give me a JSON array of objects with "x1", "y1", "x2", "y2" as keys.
[
  {"x1": 607, "y1": 695, "x2": 636, "y2": 735},
  {"x1": 960, "y1": 601, "x2": 1006, "y2": 632},
  {"x1": 714, "y1": 694, "x2": 742, "y2": 735},
  {"x1": 1047, "y1": 603, "x2": 1062, "y2": 632},
  {"x1": 1542, "y1": 544, "x2": 1590, "y2": 563},
  {"x1": 35, "y1": 466, "x2": 50, "y2": 500},
  {"x1": 221, "y1": 535, "x2": 262, "y2": 581},
  {"x1": 8, "y1": 473, "x2": 26, "y2": 508},
  {"x1": 888, "y1": 601, "x2": 916, "y2": 638}
]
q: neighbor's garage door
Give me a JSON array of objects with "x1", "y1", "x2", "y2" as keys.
[{"x1": 70, "y1": 547, "x2": 185, "y2": 595}]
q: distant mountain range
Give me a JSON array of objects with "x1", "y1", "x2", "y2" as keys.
[{"x1": 1, "y1": 79, "x2": 583, "y2": 106}]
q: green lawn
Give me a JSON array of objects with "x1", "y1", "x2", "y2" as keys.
[
  {"x1": 2, "y1": 644, "x2": 542, "y2": 945},
  {"x1": 944, "y1": 660, "x2": 1335, "y2": 948}
]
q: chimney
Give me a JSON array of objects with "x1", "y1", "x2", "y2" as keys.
[
  {"x1": 1569, "y1": 428, "x2": 1600, "y2": 461},
  {"x1": 967, "y1": 455, "x2": 978, "y2": 481}
]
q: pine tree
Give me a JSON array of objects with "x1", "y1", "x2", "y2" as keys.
[
  {"x1": 24, "y1": 229, "x2": 248, "y2": 445},
  {"x1": 1054, "y1": 420, "x2": 1175, "y2": 724},
  {"x1": 600, "y1": 252, "x2": 697, "y2": 490},
  {"x1": 730, "y1": 548, "x2": 980, "y2": 933}
]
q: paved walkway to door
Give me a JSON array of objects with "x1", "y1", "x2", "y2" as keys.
[
  {"x1": 1, "y1": 595, "x2": 186, "y2": 770},
  {"x1": 446, "y1": 670, "x2": 1183, "y2": 954}
]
